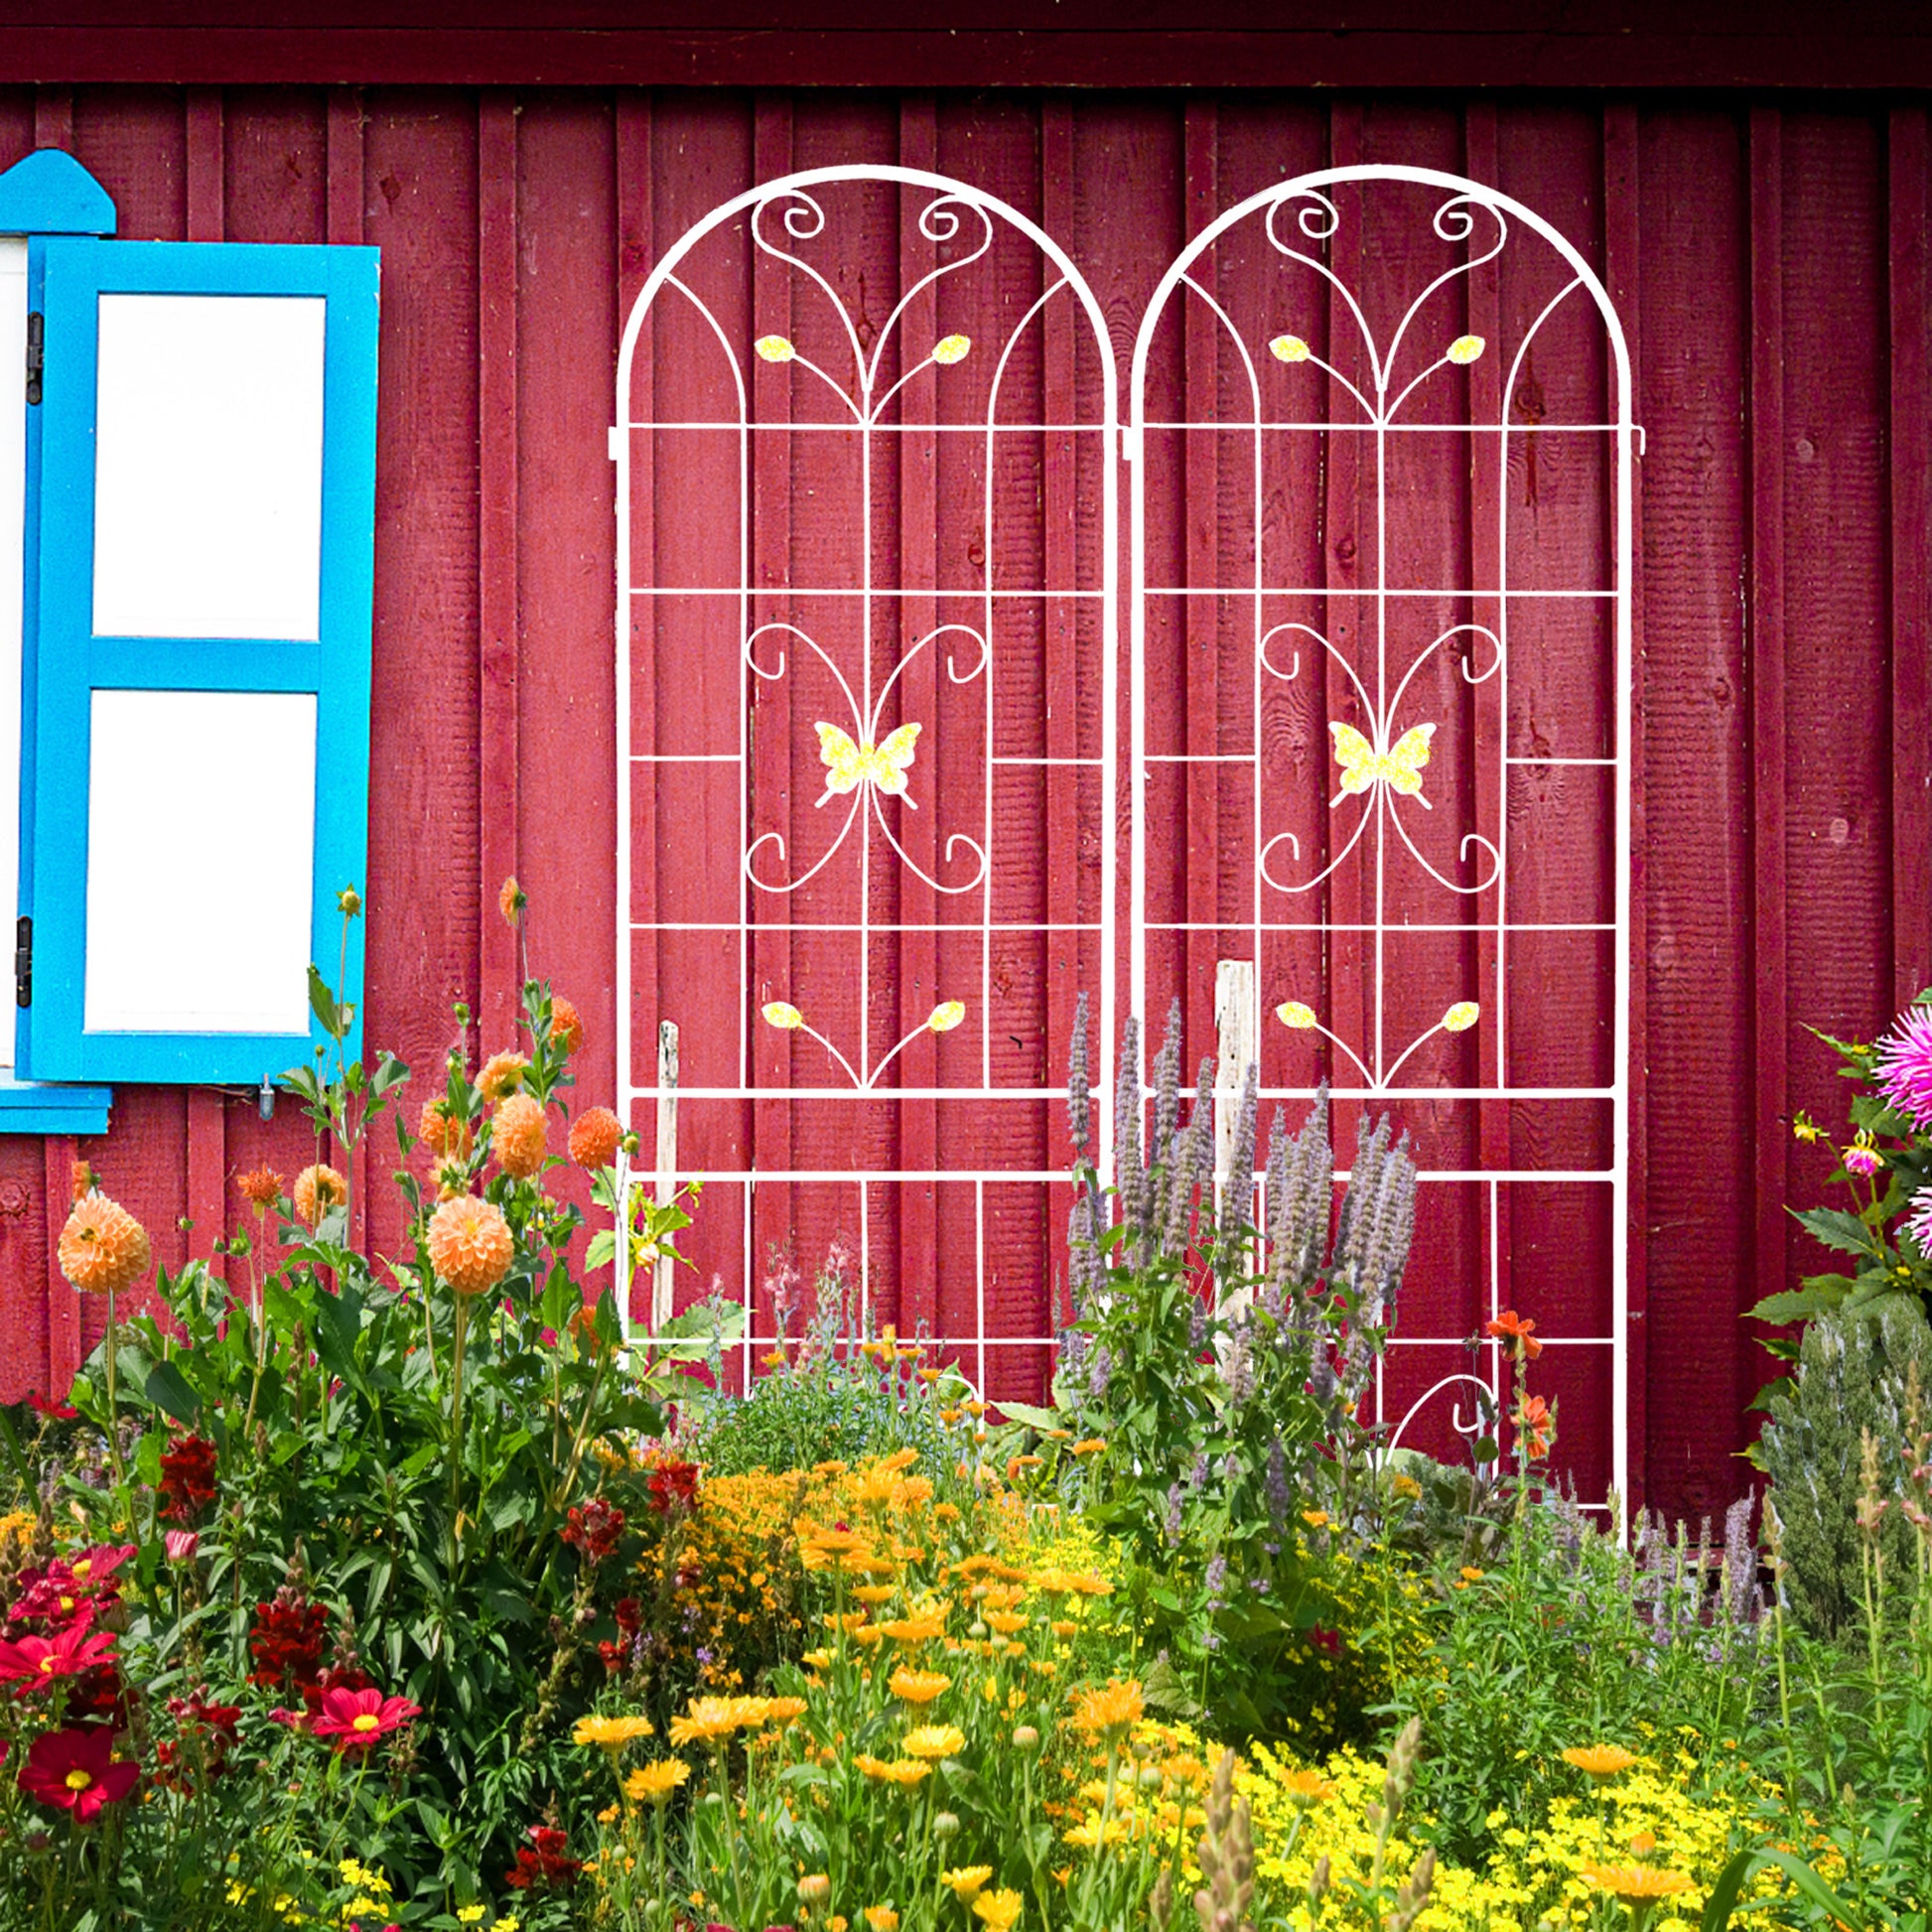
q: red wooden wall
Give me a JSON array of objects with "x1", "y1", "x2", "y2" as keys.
[{"x1": 0, "y1": 78, "x2": 1926, "y2": 1526}]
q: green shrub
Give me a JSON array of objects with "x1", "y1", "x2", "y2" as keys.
[{"x1": 1756, "y1": 1298, "x2": 1932, "y2": 1638}]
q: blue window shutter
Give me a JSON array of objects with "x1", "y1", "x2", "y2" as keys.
[{"x1": 18, "y1": 238, "x2": 378, "y2": 1087}]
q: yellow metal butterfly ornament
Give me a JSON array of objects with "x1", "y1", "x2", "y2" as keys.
[
  {"x1": 814, "y1": 720, "x2": 922, "y2": 809},
  {"x1": 1329, "y1": 720, "x2": 1436, "y2": 808}
]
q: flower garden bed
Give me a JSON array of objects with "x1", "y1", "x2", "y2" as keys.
[{"x1": 1, "y1": 898, "x2": 1929, "y2": 1930}]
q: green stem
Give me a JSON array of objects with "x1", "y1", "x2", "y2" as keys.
[{"x1": 449, "y1": 1294, "x2": 470, "y2": 1562}]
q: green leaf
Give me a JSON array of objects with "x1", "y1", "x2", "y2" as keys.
[
  {"x1": 1751, "y1": 1849, "x2": 1863, "y2": 1926},
  {"x1": 992, "y1": 1399, "x2": 1063, "y2": 1432},
  {"x1": 1746, "y1": 1284, "x2": 1850, "y2": 1325},
  {"x1": 1700, "y1": 1851, "x2": 1756, "y2": 1932},
  {"x1": 1793, "y1": 1206, "x2": 1875, "y2": 1257},
  {"x1": 308, "y1": 963, "x2": 341, "y2": 1037},
  {"x1": 143, "y1": 1358, "x2": 200, "y2": 1427}
]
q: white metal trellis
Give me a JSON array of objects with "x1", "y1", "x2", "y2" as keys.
[
  {"x1": 1128, "y1": 167, "x2": 1634, "y2": 1510},
  {"x1": 615, "y1": 167, "x2": 1119, "y2": 1396}
]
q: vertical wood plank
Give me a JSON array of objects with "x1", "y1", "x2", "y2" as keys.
[
  {"x1": 478, "y1": 91, "x2": 521, "y2": 1045},
  {"x1": 897, "y1": 96, "x2": 939, "y2": 1341},
  {"x1": 327, "y1": 90, "x2": 363, "y2": 247},
  {"x1": 184, "y1": 86, "x2": 227, "y2": 1275},
  {"x1": 749, "y1": 95, "x2": 793, "y2": 1349},
  {"x1": 1748, "y1": 107, "x2": 1788, "y2": 1378},
  {"x1": 1182, "y1": 100, "x2": 1219, "y2": 1068},
  {"x1": 325, "y1": 86, "x2": 369, "y2": 1258},
  {"x1": 1892, "y1": 107, "x2": 1931, "y2": 1008},
  {"x1": 1041, "y1": 96, "x2": 1079, "y2": 1313},
  {"x1": 1603, "y1": 98, "x2": 1649, "y2": 1514},
  {"x1": 185, "y1": 87, "x2": 223, "y2": 242},
  {"x1": 33, "y1": 86, "x2": 71, "y2": 152},
  {"x1": 43, "y1": 1138, "x2": 77, "y2": 1394}
]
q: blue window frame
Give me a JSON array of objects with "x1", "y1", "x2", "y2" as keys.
[{"x1": 15, "y1": 218, "x2": 378, "y2": 1090}]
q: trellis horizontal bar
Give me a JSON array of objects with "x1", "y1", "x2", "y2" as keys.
[
  {"x1": 629, "y1": 586, "x2": 1109, "y2": 599},
  {"x1": 1138, "y1": 420, "x2": 1630, "y2": 435},
  {"x1": 1143, "y1": 586, "x2": 1617, "y2": 599},
  {"x1": 1149, "y1": 919, "x2": 1614, "y2": 932},
  {"x1": 628, "y1": 920, "x2": 1103, "y2": 933},
  {"x1": 618, "y1": 1163, "x2": 1615, "y2": 1183},
  {"x1": 626, "y1": 421, "x2": 1111, "y2": 434}
]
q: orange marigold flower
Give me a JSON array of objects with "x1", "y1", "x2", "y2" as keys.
[
  {"x1": 235, "y1": 1166, "x2": 284, "y2": 1214},
  {"x1": 419, "y1": 1097, "x2": 474, "y2": 1162},
  {"x1": 478, "y1": 1051, "x2": 529, "y2": 1102},
  {"x1": 498, "y1": 876, "x2": 526, "y2": 923},
  {"x1": 1277, "y1": 1767, "x2": 1335, "y2": 1808},
  {"x1": 493, "y1": 1093, "x2": 548, "y2": 1179},
  {"x1": 58, "y1": 1192, "x2": 151, "y2": 1296},
  {"x1": 1069, "y1": 1680, "x2": 1143, "y2": 1741},
  {"x1": 1070, "y1": 1439, "x2": 1106, "y2": 1457},
  {"x1": 567, "y1": 1106, "x2": 624, "y2": 1171},
  {"x1": 1562, "y1": 1743, "x2": 1637, "y2": 1779},
  {"x1": 1580, "y1": 1867, "x2": 1694, "y2": 1904},
  {"x1": 291, "y1": 1165, "x2": 346, "y2": 1227},
  {"x1": 426, "y1": 1194, "x2": 514, "y2": 1297},
  {"x1": 903, "y1": 1725, "x2": 965, "y2": 1760},
  {"x1": 890, "y1": 1668, "x2": 951, "y2": 1705},
  {"x1": 550, "y1": 997, "x2": 585, "y2": 1056}
]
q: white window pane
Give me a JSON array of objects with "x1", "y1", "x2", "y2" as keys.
[
  {"x1": 84, "y1": 690, "x2": 315, "y2": 1034},
  {"x1": 0, "y1": 238, "x2": 25, "y2": 1068},
  {"x1": 92, "y1": 294, "x2": 326, "y2": 640}
]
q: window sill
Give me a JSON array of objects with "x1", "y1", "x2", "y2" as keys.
[{"x1": 0, "y1": 1070, "x2": 111, "y2": 1135}]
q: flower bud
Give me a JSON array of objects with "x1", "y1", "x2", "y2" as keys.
[
  {"x1": 798, "y1": 1874, "x2": 832, "y2": 1904},
  {"x1": 1012, "y1": 1725, "x2": 1040, "y2": 1750},
  {"x1": 933, "y1": 1812, "x2": 961, "y2": 1840}
]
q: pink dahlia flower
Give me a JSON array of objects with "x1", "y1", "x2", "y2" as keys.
[{"x1": 1873, "y1": 1005, "x2": 1932, "y2": 1128}]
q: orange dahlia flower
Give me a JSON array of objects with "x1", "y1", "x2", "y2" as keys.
[
  {"x1": 478, "y1": 1051, "x2": 528, "y2": 1103},
  {"x1": 550, "y1": 997, "x2": 585, "y2": 1057},
  {"x1": 567, "y1": 1106, "x2": 623, "y2": 1171},
  {"x1": 235, "y1": 1167, "x2": 284, "y2": 1214},
  {"x1": 492, "y1": 1093, "x2": 548, "y2": 1179},
  {"x1": 426, "y1": 1195, "x2": 513, "y2": 1297},
  {"x1": 418, "y1": 1097, "x2": 474, "y2": 1162},
  {"x1": 292, "y1": 1165, "x2": 346, "y2": 1227},
  {"x1": 58, "y1": 1192, "x2": 151, "y2": 1296}
]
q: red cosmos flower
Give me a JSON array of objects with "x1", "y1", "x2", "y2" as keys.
[
  {"x1": 7, "y1": 1544, "x2": 136, "y2": 1631},
  {"x1": 299, "y1": 1660, "x2": 374, "y2": 1719},
  {"x1": 504, "y1": 1825, "x2": 584, "y2": 1891},
  {"x1": 645, "y1": 1458, "x2": 701, "y2": 1518},
  {"x1": 561, "y1": 1497, "x2": 625, "y2": 1567},
  {"x1": 25, "y1": 1391, "x2": 78, "y2": 1421},
  {"x1": 158, "y1": 1435, "x2": 219, "y2": 1524},
  {"x1": 15, "y1": 1725, "x2": 137, "y2": 1822},
  {"x1": 247, "y1": 1590, "x2": 330, "y2": 1690},
  {"x1": 1483, "y1": 1310, "x2": 1543, "y2": 1361},
  {"x1": 309, "y1": 1686, "x2": 421, "y2": 1755},
  {"x1": 1307, "y1": 1624, "x2": 1343, "y2": 1658},
  {"x1": 0, "y1": 1615, "x2": 118, "y2": 1688}
]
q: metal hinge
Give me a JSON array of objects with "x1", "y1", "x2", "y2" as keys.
[
  {"x1": 24, "y1": 313, "x2": 42, "y2": 406},
  {"x1": 14, "y1": 916, "x2": 30, "y2": 1009}
]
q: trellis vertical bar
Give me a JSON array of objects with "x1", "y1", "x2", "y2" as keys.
[
  {"x1": 1322, "y1": 106, "x2": 1367, "y2": 1139},
  {"x1": 1747, "y1": 108, "x2": 1789, "y2": 1377},
  {"x1": 1182, "y1": 103, "x2": 1220, "y2": 1068},
  {"x1": 185, "y1": 85, "x2": 227, "y2": 1281},
  {"x1": 614, "y1": 91, "x2": 652, "y2": 1327},
  {"x1": 1463, "y1": 104, "x2": 1511, "y2": 1318},
  {"x1": 897, "y1": 98, "x2": 940, "y2": 1343},
  {"x1": 750, "y1": 97, "x2": 794, "y2": 1350},
  {"x1": 1041, "y1": 98, "x2": 1080, "y2": 1319},
  {"x1": 1890, "y1": 108, "x2": 1932, "y2": 1010},
  {"x1": 1603, "y1": 99, "x2": 1648, "y2": 1515}
]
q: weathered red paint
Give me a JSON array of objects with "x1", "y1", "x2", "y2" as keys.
[{"x1": 0, "y1": 76, "x2": 1920, "y2": 1526}]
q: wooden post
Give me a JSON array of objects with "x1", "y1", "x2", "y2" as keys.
[
  {"x1": 652, "y1": 1021, "x2": 679, "y2": 1336},
  {"x1": 1213, "y1": 959, "x2": 1256, "y2": 1321}
]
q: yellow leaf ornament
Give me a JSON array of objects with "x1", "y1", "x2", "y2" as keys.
[
  {"x1": 1329, "y1": 720, "x2": 1436, "y2": 808},
  {"x1": 814, "y1": 720, "x2": 922, "y2": 808}
]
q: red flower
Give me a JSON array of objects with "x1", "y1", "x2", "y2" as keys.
[
  {"x1": 309, "y1": 1686, "x2": 421, "y2": 1755},
  {"x1": 25, "y1": 1391, "x2": 77, "y2": 1421},
  {"x1": 1307, "y1": 1624, "x2": 1343, "y2": 1658},
  {"x1": 15, "y1": 1725, "x2": 137, "y2": 1822},
  {"x1": 1483, "y1": 1311, "x2": 1543, "y2": 1361},
  {"x1": 562, "y1": 1497, "x2": 625, "y2": 1567},
  {"x1": 505, "y1": 1824, "x2": 584, "y2": 1891},
  {"x1": 1514, "y1": 1394, "x2": 1555, "y2": 1460},
  {"x1": 157, "y1": 1689, "x2": 242, "y2": 1789},
  {"x1": 158, "y1": 1435, "x2": 219, "y2": 1524},
  {"x1": 7, "y1": 1545, "x2": 135, "y2": 1632},
  {"x1": 646, "y1": 1458, "x2": 701, "y2": 1518},
  {"x1": 0, "y1": 1615, "x2": 118, "y2": 1688},
  {"x1": 299, "y1": 1660, "x2": 373, "y2": 1718},
  {"x1": 614, "y1": 1595, "x2": 643, "y2": 1637},
  {"x1": 247, "y1": 1590, "x2": 330, "y2": 1690}
]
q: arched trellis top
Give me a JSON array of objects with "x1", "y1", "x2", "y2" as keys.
[{"x1": 614, "y1": 164, "x2": 1124, "y2": 434}]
